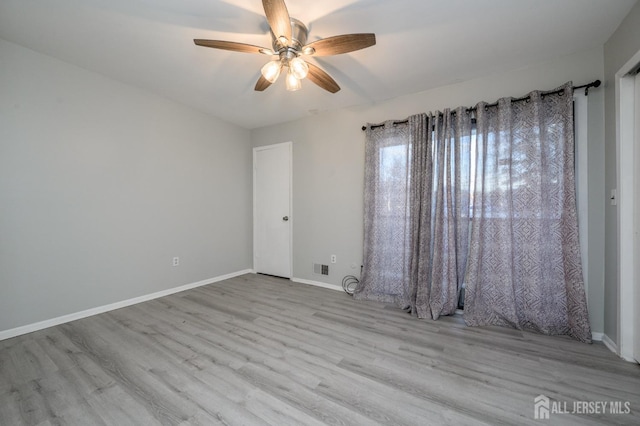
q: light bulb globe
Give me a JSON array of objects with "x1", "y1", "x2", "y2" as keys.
[
  {"x1": 289, "y1": 57, "x2": 309, "y2": 80},
  {"x1": 285, "y1": 69, "x2": 302, "y2": 91},
  {"x1": 261, "y1": 60, "x2": 282, "y2": 83}
]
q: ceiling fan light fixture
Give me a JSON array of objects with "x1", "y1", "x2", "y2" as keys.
[
  {"x1": 285, "y1": 69, "x2": 301, "y2": 91},
  {"x1": 261, "y1": 60, "x2": 282, "y2": 83},
  {"x1": 193, "y1": 0, "x2": 376, "y2": 93},
  {"x1": 289, "y1": 57, "x2": 309, "y2": 80}
]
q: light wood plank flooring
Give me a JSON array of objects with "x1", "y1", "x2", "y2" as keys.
[{"x1": 1, "y1": 273, "x2": 639, "y2": 425}]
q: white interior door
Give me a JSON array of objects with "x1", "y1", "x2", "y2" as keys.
[
  {"x1": 254, "y1": 142, "x2": 292, "y2": 278},
  {"x1": 634, "y1": 71, "x2": 640, "y2": 363}
]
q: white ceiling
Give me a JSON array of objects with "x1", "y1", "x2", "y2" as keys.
[{"x1": 0, "y1": 0, "x2": 636, "y2": 129}]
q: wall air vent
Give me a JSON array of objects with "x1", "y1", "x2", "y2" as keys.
[{"x1": 313, "y1": 263, "x2": 329, "y2": 275}]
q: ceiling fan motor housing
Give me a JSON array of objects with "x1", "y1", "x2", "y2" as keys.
[{"x1": 272, "y1": 18, "x2": 308, "y2": 53}]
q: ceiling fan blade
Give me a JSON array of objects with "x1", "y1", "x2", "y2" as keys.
[
  {"x1": 303, "y1": 33, "x2": 376, "y2": 56},
  {"x1": 254, "y1": 75, "x2": 272, "y2": 92},
  {"x1": 306, "y1": 63, "x2": 340, "y2": 93},
  {"x1": 262, "y1": 0, "x2": 291, "y2": 44},
  {"x1": 194, "y1": 39, "x2": 273, "y2": 55}
]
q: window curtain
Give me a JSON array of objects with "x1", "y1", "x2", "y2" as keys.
[
  {"x1": 356, "y1": 82, "x2": 592, "y2": 342},
  {"x1": 464, "y1": 82, "x2": 591, "y2": 342},
  {"x1": 355, "y1": 120, "x2": 412, "y2": 306},
  {"x1": 408, "y1": 110, "x2": 473, "y2": 319},
  {"x1": 355, "y1": 110, "x2": 473, "y2": 320}
]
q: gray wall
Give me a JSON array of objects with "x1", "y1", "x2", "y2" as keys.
[
  {"x1": 587, "y1": 82, "x2": 606, "y2": 336},
  {"x1": 251, "y1": 48, "x2": 607, "y2": 334},
  {"x1": 0, "y1": 40, "x2": 253, "y2": 333},
  {"x1": 603, "y1": 0, "x2": 640, "y2": 344}
]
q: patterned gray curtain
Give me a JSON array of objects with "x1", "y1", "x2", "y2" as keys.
[
  {"x1": 357, "y1": 81, "x2": 591, "y2": 342},
  {"x1": 356, "y1": 112, "x2": 472, "y2": 319},
  {"x1": 408, "y1": 110, "x2": 473, "y2": 319},
  {"x1": 354, "y1": 121, "x2": 412, "y2": 306},
  {"x1": 464, "y1": 82, "x2": 592, "y2": 342}
]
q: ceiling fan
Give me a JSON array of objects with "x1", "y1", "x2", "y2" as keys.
[{"x1": 194, "y1": 0, "x2": 376, "y2": 93}]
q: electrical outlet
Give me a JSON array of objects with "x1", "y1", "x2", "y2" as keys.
[
  {"x1": 172, "y1": 257, "x2": 179, "y2": 267},
  {"x1": 330, "y1": 254, "x2": 337, "y2": 264}
]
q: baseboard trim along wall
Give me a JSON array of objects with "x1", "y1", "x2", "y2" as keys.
[
  {"x1": 0, "y1": 269, "x2": 253, "y2": 341},
  {"x1": 599, "y1": 334, "x2": 637, "y2": 363},
  {"x1": 601, "y1": 333, "x2": 618, "y2": 355},
  {"x1": 591, "y1": 332, "x2": 604, "y2": 342},
  {"x1": 291, "y1": 277, "x2": 343, "y2": 292}
]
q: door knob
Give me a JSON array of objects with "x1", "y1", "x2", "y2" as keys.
[{"x1": 282, "y1": 216, "x2": 289, "y2": 221}]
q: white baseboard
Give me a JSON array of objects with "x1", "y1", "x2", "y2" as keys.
[
  {"x1": 601, "y1": 333, "x2": 618, "y2": 355},
  {"x1": 588, "y1": 334, "x2": 636, "y2": 364},
  {"x1": 591, "y1": 332, "x2": 603, "y2": 342},
  {"x1": 291, "y1": 277, "x2": 343, "y2": 292},
  {"x1": 0, "y1": 269, "x2": 253, "y2": 341}
]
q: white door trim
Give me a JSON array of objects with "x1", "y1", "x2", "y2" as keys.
[
  {"x1": 253, "y1": 142, "x2": 293, "y2": 278},
  {"x1": 616, "y1": 49, "x2": 640, "y2": 362}
]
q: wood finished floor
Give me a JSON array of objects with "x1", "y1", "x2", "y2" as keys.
[{"x1": 1, "y1": 273, "x2": 639, "y2": 425}]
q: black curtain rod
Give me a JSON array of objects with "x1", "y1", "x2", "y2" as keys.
[{"x1": 361, "y1": 79, "x2": 601, "y2": 131}]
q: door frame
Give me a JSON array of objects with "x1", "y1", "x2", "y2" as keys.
[
  {"x1": 616, "y1": 49, "x2": 640, "y2": 362},
  {"x1": 252, "y1": 142, "x2": 293, "y2": 278}
]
